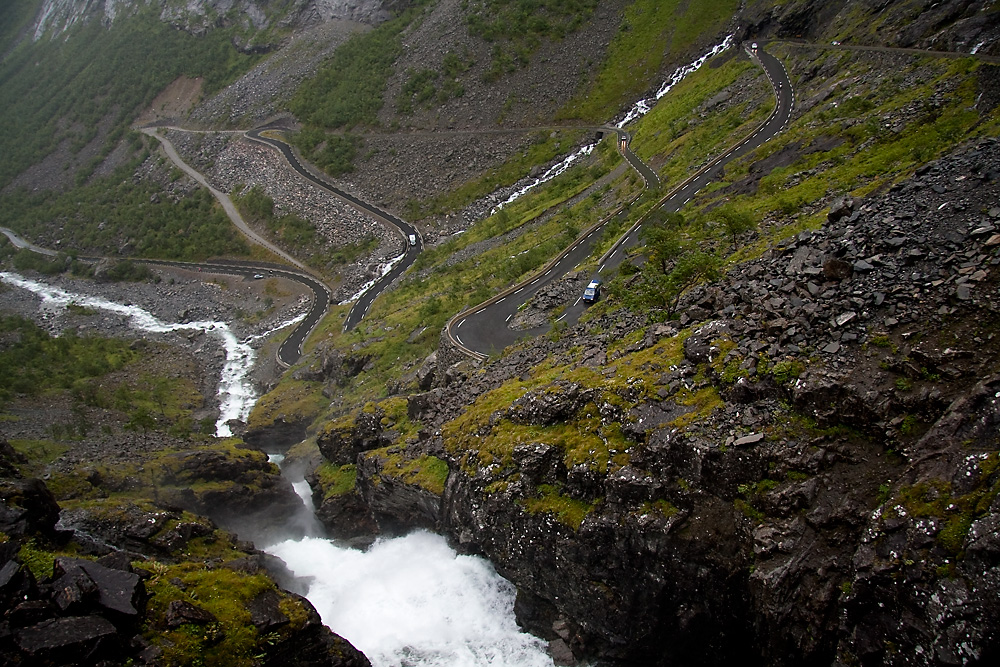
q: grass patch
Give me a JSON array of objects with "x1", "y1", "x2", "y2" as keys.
[
  {"x1": 559, "y1": 0, "x2": 741, "y2": 122},
  {"x1": 315, "y1": 462, "x2": 358, "y2": 498},
  {"x1": 245, "y1": 379, "x2": 327, "y2": 432},
  {"x1": 8, "y1": 439, "x2": 71, "y2": 468},
  {"x1": 521, "y1": 483, "x2": 594, "y2": 530},
  {"x1": 370, "y1": 450, "x2": 450, "y2": 495}
]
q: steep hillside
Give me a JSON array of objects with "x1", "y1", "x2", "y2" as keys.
[
  {"x1": 243, "y1": 2, "x2": 1000, "y2": 666},
  {"x1": 4, "y1": 1, "x2": 1000, "y2": 666}
]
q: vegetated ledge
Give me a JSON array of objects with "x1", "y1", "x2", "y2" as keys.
[
  {"x1": 317, "y1": 136, "x2": 1000, "y2": 666},
  {"x1": 0, "y1": 439, "x2": 371, "y2": 667}
]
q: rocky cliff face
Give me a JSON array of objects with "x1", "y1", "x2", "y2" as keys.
[
  {"x1": 0, "y1": 442, "x2": 371, "y2": 667},
  {"x1": 334, "y1": 136, "x2": 1000, "y2": 666},
  {"x1": 27, "y1": 0, "x2": 394, "y2": 42}
]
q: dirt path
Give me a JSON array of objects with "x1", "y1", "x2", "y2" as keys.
[{"x1": 140, "y1": 127, "x2": 308, "y2": 271}]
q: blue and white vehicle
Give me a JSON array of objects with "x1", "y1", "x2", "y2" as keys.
[{"x1": 583, "y1": 280, "x2": 601, "y2": 304}]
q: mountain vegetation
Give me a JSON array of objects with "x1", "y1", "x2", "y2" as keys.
[{"x1": 3, "y1": 0, "x2": 1000, "y2": 665}]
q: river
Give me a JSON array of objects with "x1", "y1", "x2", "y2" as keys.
[{"x1": 0, "y1": 271, "x2": 556, "y2": 667}]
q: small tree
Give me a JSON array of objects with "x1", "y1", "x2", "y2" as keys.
[
  {"x1": 716, "y1": 205, "x2": 757, "y2": 250},
  {"x1": 663, "y1": 251, "x2": 720, "y2": 318}
]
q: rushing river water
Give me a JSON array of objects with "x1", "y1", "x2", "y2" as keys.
[
  {"x1": 1, "y1": 271, "x2": 554, "y2": 666},
  {"x1": 0, "y1": 271, "x2": 303, "y2": 436},
  {"x1": 1, "y1": 41, "x2": 744, "y2": 661}
]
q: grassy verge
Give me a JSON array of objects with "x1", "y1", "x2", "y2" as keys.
[{"x1": 559, "y1": 0, "x2": 741, "y2": 122}]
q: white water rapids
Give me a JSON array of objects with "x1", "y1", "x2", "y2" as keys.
[
  {"x1": 267, "y1": 533, "x2": 555, "y2": 667},
  {"x1": 2, "y1": 271, "x2": 554, "y2": 666},
  {"x1": 0, "y1": 271, "x2": 303, "y2": 437},
  {"x1": 1, "y1": 40, "x2": 743, "y2": 661}
]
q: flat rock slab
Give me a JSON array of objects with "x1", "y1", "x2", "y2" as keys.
[{"x1": 16, "y1": 615, "x2": 118, "y2": 662}]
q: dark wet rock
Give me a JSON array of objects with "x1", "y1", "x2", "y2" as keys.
[
  {"x1": 53, "y1": 558, "x2": 145, "y2": 620},
  {"x1": 513, "y1": 443, "x2": 565, "y2": 485},
  {"x1": 15, "y1": 615, "x2": 121, "y2": 664},
  {"x1": 0, "y1": 439, "x2": 27, "y2": 478},
  {"x1": 506, "y1": 382, "x2": 596, "y2": 426},
  {"x1": 0, "y1": 478, "x2": 62, "y2": 539},
  {"x1": 822, "y1": 258, "x2": 852, "y2": 280},
  {"x1": 165, "y1": 599, "x2": 218, "y2": 628},
  {"x1": 827, "y1": 195, "x2": 855, "y2": 222},
  {"x1": 260, "y1": 592, "x2": 372, "y2": 667},
  {"x1": 244, "y1": 417, "x2": 311, "y2": 451},
  {"x1": 683, "y1": 320, "x2": 730, "y2": 364},
  {"x1": 313, "y1": 488, "x2": 380, "y2": 544},
  {"x1": 416, "y1": 351, "x2": 438, "y2": 390},
  {"x1": 248, "y1": 588, "x2": 290, "y2": 633},
  {"x1": 356, "y1": 450, "x2": 441, "y2": 535},
  {"x1": 316, "y1": 406, "x2": 391, "y2": 466}
]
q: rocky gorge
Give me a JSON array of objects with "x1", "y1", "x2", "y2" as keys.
[
  {"x1": 3, "y1": 0, "x2": 1000, "y2": 665},
  {"x1": 302, "y1": 136, "x2": 1000, "y2": 665}
]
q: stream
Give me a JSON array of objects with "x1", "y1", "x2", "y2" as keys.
[
  {"x1": 0, "y1": 271, "x2": 555, "y2": 667},
  {"x1": 1, "y1": 39, "x2": 745, "y2": 663}
]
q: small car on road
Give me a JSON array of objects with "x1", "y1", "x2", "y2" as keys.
[{"x1": 583, "y1": 280, "x2": 601, "y2": 304}]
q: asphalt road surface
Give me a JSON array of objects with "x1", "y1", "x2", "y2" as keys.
[
  {"x1": 244, "y1": 129, "x2": 421, "y2": 331},
  {"x1": 139, "y1": 259, "x2": 331, "y2": 368},
  {"x1": 447, "y1": 42, "x2": 793, "y2": 361}
]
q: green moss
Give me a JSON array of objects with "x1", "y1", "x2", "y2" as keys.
[
  {"x1": 640, "y1": 499, "x2": 679, "y2": 518},
  {"x1": 734, "y1": 498, "x2": 764, "y2": 523},
  {"x1": 246, "y1": 378, "x2": 327, "y2": 432},
  {"x1": 372, "y1": 451, "x2": 449, "y2": 495},
  {"x1": 18, "y1": 539, "x2": 58, "y2": 579},
  {"x1": 770, "y1": 360, "x2": 805, "y2": 385},
  {"x1": 890, "y1": 455, "x2": 1000, "y2": 556},
  {"x1": 8, "y1": 438, "x2": 70, "y2": 467},
  {"x1": 316, "y1": 462, "x2": 358, "y2": 498},
  {"x1": 144, "y1": 564, "x2": 293, "y2": 666},
  {"x1": 521, "y1": 484, "x2": 594, "y2": 530},
  {"x1": 669, "y1": 386, "x2": 723, "y2": 428}
]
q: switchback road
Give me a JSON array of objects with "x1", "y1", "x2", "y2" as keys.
[
  {"x1": 244, "y1": 129, "x2": 421, "y2": 332},
  {"x1": 446, "y1": 42, "x2": 793, "y2": 361}
]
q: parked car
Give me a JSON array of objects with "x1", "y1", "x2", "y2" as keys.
[{"x1": 583, "y1": 280, "x2": 601, "y2": 304}]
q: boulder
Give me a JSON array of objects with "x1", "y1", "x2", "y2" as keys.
[
  {"x1": 165, "y1": 599, "x2": 218, "y2": 628},
  {"x1": 54, "y1": 558, "x2": 146, "y2": 620},
  {"x1": 15, "y1": 615, "x2": 121, "y2": 664},
  {"x1": 0, "y1": 478, "x2": 62, "y2": 538}
]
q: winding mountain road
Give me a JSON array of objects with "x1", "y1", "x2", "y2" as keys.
[
  {"x1": 6, "y1": 42, "x2": 787, "y2": 369},
  {"x1": 244, "y1": 129, "x2": 422, "y2": 331},
  {"x1": 446, "y1": 42, "x2": 793, "y2": 361}
]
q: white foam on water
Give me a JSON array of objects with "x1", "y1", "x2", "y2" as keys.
[
  {"x1": 0, "y1": 271, "x2": 303, "y2": 437},
  {"x1": 342, "y1": 252, "x2": 406, "y2": 305},
  {"x1": 266, "y1": 532, "x2": 555, "y2": 667}
]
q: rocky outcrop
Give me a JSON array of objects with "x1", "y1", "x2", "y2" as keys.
[
  {"x1": 0, "y1": 477, "x2": 371, "y2": 667},
  {"x1": 338, "y1": 137, "x2": 1000, "y2": 665}
]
